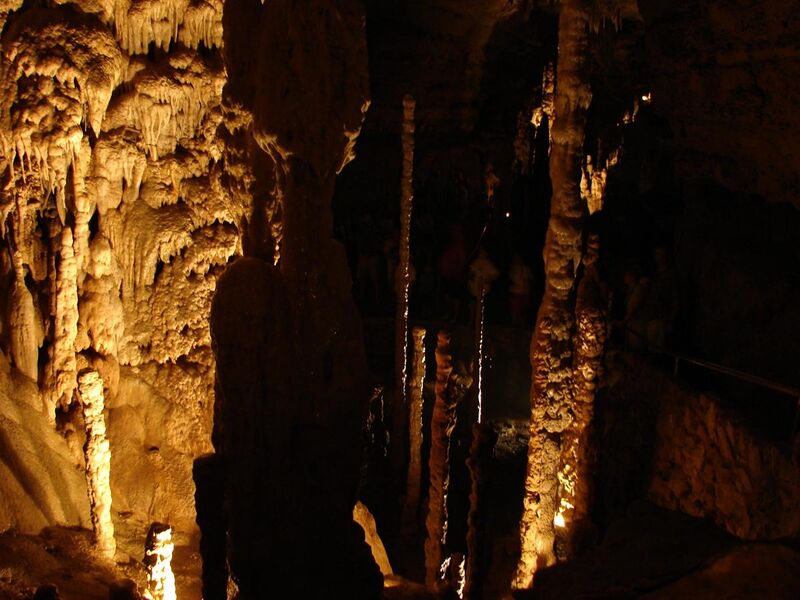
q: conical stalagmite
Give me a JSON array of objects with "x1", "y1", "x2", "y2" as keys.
[
  {"x1": 7, "y1": 252, "x2": 39, "y2": 382},
  {"x1": 77, "y1": 369, "x2": 115, "y2": 562}
]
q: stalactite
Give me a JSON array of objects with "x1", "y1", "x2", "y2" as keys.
[
  {"x1": 514, "y1": 0, "x2": 592, "y2": 589},
  {"x1": 425, "y1": 330, "x2": 454, "y2": 587},
  {"x1": 49, "y1": 227, "x2": 79, "y2": 418},
  {"x1": 143, "y1": 523, "x2": 177, "y2": 600},
  {"x1": 71, "y1": 139, "x2": 94, "y2": 283},
  {"x1": 464, "y1": 423, "x2": 498, "y2": 600},
  {"x1": 77, "y1": 369, "x2": 115, "y2": 562},
  {"x1": 555, "y1": 233, "x2": 606, "y2": 556},
  {"x1": 393, "y1": 94, "x2": 416, "y2": 488},
  {"x1": 7, "y1": 247, "x2": 38, "y2": 381},
  {"x1": 402, "y1": 325, "x2": 426, "y2": 533}
]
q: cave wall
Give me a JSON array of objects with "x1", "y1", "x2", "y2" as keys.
[
  {"x1": 0, "y1": 0, "x2": 249, "y2": 536},
  {"x1": 608, "y1": 0, "x2": 800, "y2": 392},
  {"x1": 646, "y1": 364, "x2": 800, "y2": 540},
  {"x1": 639, "y1": 0, "x2": 800, "y2": 207}
]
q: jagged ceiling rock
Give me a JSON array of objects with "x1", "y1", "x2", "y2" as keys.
[{"x1": 224, "y1": 0, "x2": 369, "y2": 178}]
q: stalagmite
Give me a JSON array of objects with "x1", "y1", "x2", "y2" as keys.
[
  {"x1": 425, "y1": 331, "x2": 473, "y2": 589},
  {"x1": 425, "y1": 330, "x2": 454, "y2": 587},
  {"x1": 77, "y1": 369, "x2": 115, "y2": 562},
  {"x1": 464, "y1": 423, "x2": 497, "y2": 600},
  {"x1": 7, "y1": 249, "x2": 38, "y2": 382},
  {"x1": 402, "y1": 326, "x2": 426, "y2": 532},
  {"x1": 143, "y1": 523, "x2": 177, "y2": 600},
  {"x1": 555, "y1": 233, "x2": 606, "y2": 555},
  {"x1": 48, "y1": 227, "x2": 79, "y2": 418},
  {"x1": 514, "y1": 0, "x2": 592, "y2": 589},
  {"x1": 393, "y1": 95, "x2": 416, "y2": 486}
]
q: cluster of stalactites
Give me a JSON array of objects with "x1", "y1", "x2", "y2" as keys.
[{"x1": 580, "y1": 149, "x2": 619, "y2": 215}]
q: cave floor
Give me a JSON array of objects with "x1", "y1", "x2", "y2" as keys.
[
  {"x1": 0, "y1": 519, "x2": 202, "y2": 600},
  {"x1": 0, "y1": 502, "x2": 798, "y2": 599}
]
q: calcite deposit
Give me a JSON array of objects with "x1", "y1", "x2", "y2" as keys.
[
  {"x1": 0, "y1": 0, "x2": 237, "y2": 539},
  {"x1": 0, "y1": 0, "x2": 799, "y2": 598}
]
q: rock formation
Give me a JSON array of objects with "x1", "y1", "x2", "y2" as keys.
[
  {"x1": 143, "y1": 522, "x2": 176, "y2": 600},
  {"x1": 209, "y1": 0, "x2": 381, "y2": 596},
  {"x1": 402, "y1": 325, "x2": 426, "y2": 533},
  {"x1": 515, "y1": 0, "x2": 594, "y2": 587},
  {"x1": 77, "y1": 369, "x2": 116, "y2": 562}
]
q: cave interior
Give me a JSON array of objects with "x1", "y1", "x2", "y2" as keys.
[{"x1": 0, "y1": 0, "x2": 798, "y2": 599}]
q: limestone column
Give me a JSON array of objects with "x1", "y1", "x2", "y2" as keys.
[
  {"x1": 425, "y1": 330, "x2": 454, "y2": 587},
  {"x1": 7, "y1": 248, "x2": 38, "y2": 381},
  {"x1": 393, "y1": 95, "x2": 416, "y2": 487},
  {"x1": 77, "y1": 369, "x2": 115, "y2": 561},
  {"x1": 514, "y1": 0, "x2": 592, "y2": 589},
  {"x1": 464, "y1": 423, "x2": 497, "y2": 600},
  {"x1": 402, "y1": 326, "x2": 426, "y2": 533},
  {"x1": 143, "y1": 523, "x2": 177, "y2": 600},
  {"x1": 48, "y1": 227, "x2": 79, "y2": 419},
  {"x1": 555, "y1": 233, "x2": 606, "y2": 555}
]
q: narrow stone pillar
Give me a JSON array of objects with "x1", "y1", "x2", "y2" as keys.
[
  {"x1": 425, "y1": 333, "x2": 473, "y2": 590},
  {"x1": 7, "y1": 249, "x2": 38, "y2": 381},
  {"x1": 464, "y1": 423, "x2": 498, "y2": 600},
  {"x1": 78, "y1": 369, "x2": 116, "y2": 562},
  {"x1": 474, "y1": 287, "x2": 486, "y2": 424},
  {"x1": 402, "y1": 326, "x2": 426, "y2": 532},
  {"x1": 193, "y1": 454, "x2": 227, "y2": 600},
  {"x1": 393, "y1": 95, "x2": 416, "y2": 487},
  {"x1": 143, "y1": 523, "x2": 177, "y2": 600},
  {"x1": 555, "y1": 233, "x2": 606, "y2": 556},
  {"x1": 425, "y1": 330, "x2": 454, "y2": 587},
  {"x1": 514, "y1": 0, "x2": 592, "y2": 589},
  {"x1": 49, "y1": 227, "x2": 79, "y2": 418}
]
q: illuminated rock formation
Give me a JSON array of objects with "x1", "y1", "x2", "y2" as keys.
[
  {"x1": 515, "y1": 0, "x2": 593, "y2": 588},
  {"x1": 354, "y1": 501, "x2": 394, "y2": 577},
  {"x1": 425, "y1": 331, "x2": 473, "y2": 589},
  {"x1": 554, "y1": 233, "x2": 606, "y2": 555},
  {"x1": 393, "y1": 94, "x2": 416, "y2": 490},
  {"x1": 464, "y1": 423, "x2": 497, "y2": 600},
  {"x1": 78, "y1": 369, "x2": 116, "y2": 562},
  {"x1": 402, "y1": 325, "x2": 426, "y2": 533},
  {"x1": 425, "y1": 330, "x2": 455, "y2": 587},
  {"x1": 143, "y1": 522, "x2": 176, "y2": 600},
  {"x1": 7, "y1": 249, "x2": 39, "y2": 382},
  {"x1": 0, "y1": 0, "x2": 235, "y2": 536}
]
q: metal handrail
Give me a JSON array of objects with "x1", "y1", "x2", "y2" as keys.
[{"x1": 624, "y1": 325, "x2": 800, "y2": 439}]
